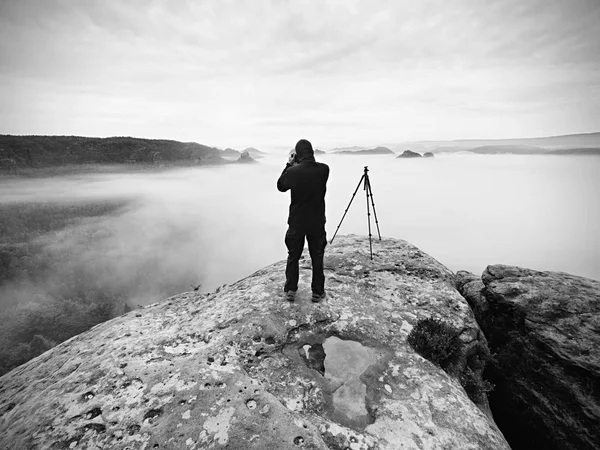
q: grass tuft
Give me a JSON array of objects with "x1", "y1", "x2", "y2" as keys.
[{"x1": 407, "y1": 317, "x2": 462, "y2": 374}]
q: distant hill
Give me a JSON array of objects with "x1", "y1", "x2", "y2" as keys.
[
  {"x1": 385, "y1": 132, "x2": 600, "y2": 153},
  {"x1": 549, "y1": 148, "x2": 600, "y2": 155},
  {"x1": 430, "y1": 146, "x2": 473, "y2": 153},
  {"x1": 0, "y1": 135, "x2": 230, "y2": 169},
  {"x1": 469, "y1": 145, "x2": 547, "y2": 155},
  {"x1": 221, "y1": 148, "x2": 241, "y2": 159},
  {"x1": 244, "y1": 147, "x2": 265, "y2": 154},
  {"x1": 334, "y1": 146, "x2": 394, "y2": 155},
  {"x1": 328, "y1": 146, "x2": 368, "y2": 152},
  {"x1": 220, "y1": 147, "x2": 265, "y2": 160},
  {"x1": 243, "y1": 147, "x2": 266, "y2": 159}
]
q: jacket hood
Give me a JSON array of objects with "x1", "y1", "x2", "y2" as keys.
[{"x1": 295, "y1": 139, "x2": 314, "y2": 161}]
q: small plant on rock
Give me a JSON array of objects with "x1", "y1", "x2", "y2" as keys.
[
  {"x1": 408, "y1": 317, "x2": 494, "y2": 404},
  {"x1": 460, "y1": 366, "x2": 494, "y2": 403},
  {"x1": 407, "y1": 317, "x2": 462, "y2": 374}
]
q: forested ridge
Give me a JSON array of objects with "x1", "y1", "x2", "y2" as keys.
[{"x1": 0, "y1": 135, "x2": 227, "y2": 168}]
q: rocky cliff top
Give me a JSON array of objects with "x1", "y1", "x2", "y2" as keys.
[
  {"x1": 457, "y1": 265, "x2": 600, "y2": 450},
  {"x1": 0, "y1": 235, "x2": 509, "y2": 450}
]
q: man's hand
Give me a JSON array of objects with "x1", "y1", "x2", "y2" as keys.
[{"x1": 287, "y1": 152, "x2": 297, "y2": 166}]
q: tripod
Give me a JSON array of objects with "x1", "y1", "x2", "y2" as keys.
[{"x1": 330, "y1": 166, "x2": 381, "y2": 260}]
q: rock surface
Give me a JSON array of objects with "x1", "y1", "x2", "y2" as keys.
[
  {"x1": 457, "y1": 265, "x2": 600, "y2": 450},
  {"x1": 0, "y1": 236, "x2": 509, "y2": 450}
]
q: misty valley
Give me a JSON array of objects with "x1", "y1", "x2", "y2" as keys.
[
  {"x1": 0, "y1": 198, "x2": 189, "y2": 374},
  {"x1": 1, "y1": 149, "x2": 600, "y2": 376},
  {"x1": 2, "y1": 2, "x2": 599, "y2": 446}
]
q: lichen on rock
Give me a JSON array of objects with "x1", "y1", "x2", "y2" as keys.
[{"x1": 0, "y1": 235, "x2": 509, "y2": 450}]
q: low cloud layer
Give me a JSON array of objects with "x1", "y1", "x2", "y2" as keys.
[{"x1": 1, "y1": 154, "x2": 599, "y2": 314}]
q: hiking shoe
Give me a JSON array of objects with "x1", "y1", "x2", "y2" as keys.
[
  {"x1": 285, "y1": 291, "x2": 296, "y2": 302},
  {"x1": 311, "y1": 292, "x2": 326, "y2": 303}
]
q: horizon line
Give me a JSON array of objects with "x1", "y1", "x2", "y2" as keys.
[{"x1": 2, "y1": 130, "x2": 599, "y2": 151}]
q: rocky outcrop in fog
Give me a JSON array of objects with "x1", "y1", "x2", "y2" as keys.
[
  {"x1": 397, "y1": 150, "x2": 422, "y2": 158},
  {"x1": 0, "y1": 236, "x2": 508, "y2": 450},
  {"x1": 236, "y1": 150, "x2": 257, "y2": 163},
  {"x1": 456, "y1": 266, "x2": 600, "y2": 450}
]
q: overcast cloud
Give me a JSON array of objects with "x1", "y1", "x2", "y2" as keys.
[{"x1": 1, "y1": 0, "x2": 599, "y2": 149}]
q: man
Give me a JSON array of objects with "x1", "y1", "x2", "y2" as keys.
[{"x1": 277, "y1": 139, "x2": 329, "y2": 302}]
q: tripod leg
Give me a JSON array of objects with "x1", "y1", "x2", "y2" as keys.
[
  {"x1": 330, "y1": 174, "x2": 365, "y2": 244},
  {"x1": 365, "y1": 176, "x2": 373, "y2": 260},
  {"x1": 366, "y1": 175, "x2": 382, "y2": 240}
]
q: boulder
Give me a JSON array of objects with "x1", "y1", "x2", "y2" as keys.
[
  {"x1": 0, "y1": 236, "x2": 509, "y2": 450},
  {"x1": 397, "y1": 150, "x2": 422, "y2": 158},
  {"x1": 457, "y1": 265, "x2": 600, "y2": 450}
]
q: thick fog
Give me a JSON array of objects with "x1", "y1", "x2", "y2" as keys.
[{"x1": 1, "y1": 153, "x2": 599, "y2": 308}]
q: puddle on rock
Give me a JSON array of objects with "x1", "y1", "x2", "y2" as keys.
[{"x1": 322, "y1": 336, "x2": 377, "y2": 428}]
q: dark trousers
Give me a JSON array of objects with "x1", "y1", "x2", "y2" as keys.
[{"x1": 284, "y1": 225, "x2": 327, "y2": 295}]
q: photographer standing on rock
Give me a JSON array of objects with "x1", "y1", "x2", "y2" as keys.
[{"x1": 277, "y1": 139, "x2": 329, "y2": 302}]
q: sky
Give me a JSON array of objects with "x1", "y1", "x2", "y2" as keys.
[{"x1": 1, "y1": 0, "x2": 599, "y2": 150}]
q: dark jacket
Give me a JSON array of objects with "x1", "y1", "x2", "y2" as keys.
[{"x1": 277, "y1": 155, "x2": 329, "y2": 231}]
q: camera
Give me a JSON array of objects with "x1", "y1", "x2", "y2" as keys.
[{"x1": 288, "y1": 152, "x2": 300, "y2": 166}]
